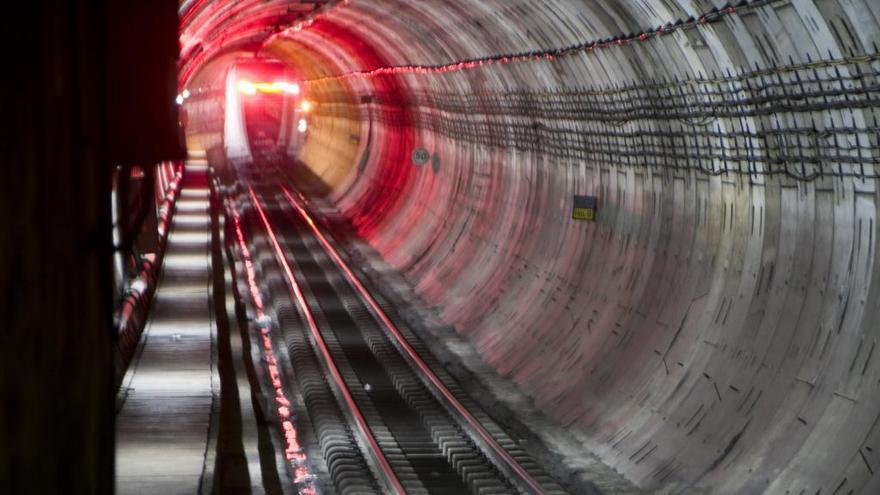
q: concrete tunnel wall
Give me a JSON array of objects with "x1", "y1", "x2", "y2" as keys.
[{"x1": 184, "y1": 0, "x2": 880, "y2": 492}]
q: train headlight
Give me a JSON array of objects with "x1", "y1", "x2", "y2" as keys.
[
  {"x1": 271, "y1": 81, "x2": 300, "y2": 95},
  {"x1": 237, "y1": 80, "x2": 257, "y2": 95}
]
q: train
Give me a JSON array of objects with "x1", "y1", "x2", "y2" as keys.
[{"x1": 223, "y1": 59, "x2": 310, "y2": 163}]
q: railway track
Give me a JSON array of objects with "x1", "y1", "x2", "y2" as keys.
[{"x1": 227, "y1": 172, "x2": 567, "y2": 495}]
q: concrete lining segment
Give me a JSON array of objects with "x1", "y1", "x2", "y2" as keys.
[
  {"x1": 266, "y1": 2, "x2": 879, "y2": 492},
  {"x1": 290, "y1": 195, "x2": 641, "y2": 495},
  {"x1": 182, "y1": 0, "x2": 880, "y2": 492}
]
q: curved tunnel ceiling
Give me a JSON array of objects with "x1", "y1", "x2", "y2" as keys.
[{"x1": 181, "y1": 0, "x2": 880, "y2": 493}]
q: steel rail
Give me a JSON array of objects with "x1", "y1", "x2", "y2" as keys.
[
  {"x1": 247, "y1": 186, "x2": 406, "y2": 495},
  {"x1": 280, "y1": 185, "x2": 550, "y2": 495}
]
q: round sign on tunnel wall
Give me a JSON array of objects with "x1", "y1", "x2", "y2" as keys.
[{"x1": 412, "y1": 148, "x2": 430, "y2": 166}]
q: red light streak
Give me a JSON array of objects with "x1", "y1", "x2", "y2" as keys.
[
  {"x1": 229, "y1": 202, "x2": 315, "y2": 493},
  {"x1": 247, "y1": 187, "x2": 406, "y2": 495},
  {"x1": 280, "y1": 186, "x2": 550, "y2": 494}
]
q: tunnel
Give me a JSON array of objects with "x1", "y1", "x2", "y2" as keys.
[{"x1": 3, "y1": 1, "x2": 880, "y2": 494}]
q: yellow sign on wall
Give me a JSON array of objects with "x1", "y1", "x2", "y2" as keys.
[
  {"x1": 572, "y1": 207, "x2": 595, "y2": 220},
  {"x1": 573, "y1": 195, "x2": 597, "y2": 221}
]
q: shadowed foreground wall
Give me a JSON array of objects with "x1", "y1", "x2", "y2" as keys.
[
  {"x1": 0, "y1": 2, "x2": 180, "y2": 492},
  {"x1": 0, "y1": 4, "x2": 116, "y2": 492},
  {"x1": 184, "y1": 0, "x2": 880, "y2": 492}
]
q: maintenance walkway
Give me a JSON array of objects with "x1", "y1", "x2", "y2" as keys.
[{"x1": 115, "y1": 157, "x2": 272, "y2": 495}]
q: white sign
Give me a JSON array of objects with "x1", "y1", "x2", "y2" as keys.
[{"x1": 412, "y1": 148, "x2": 430, "y2": 165}]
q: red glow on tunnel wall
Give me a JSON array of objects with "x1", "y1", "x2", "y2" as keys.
[{"x1": 298, "y1": 18, "x2": 419, "y2": 241}]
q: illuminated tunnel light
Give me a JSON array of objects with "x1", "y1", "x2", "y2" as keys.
[
  {"x1": 297, "y1": 119, "x2": 308, "y2": 133},
  {"x1": 300, "y1": 100, "x2": 312, "y2": 112}
]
